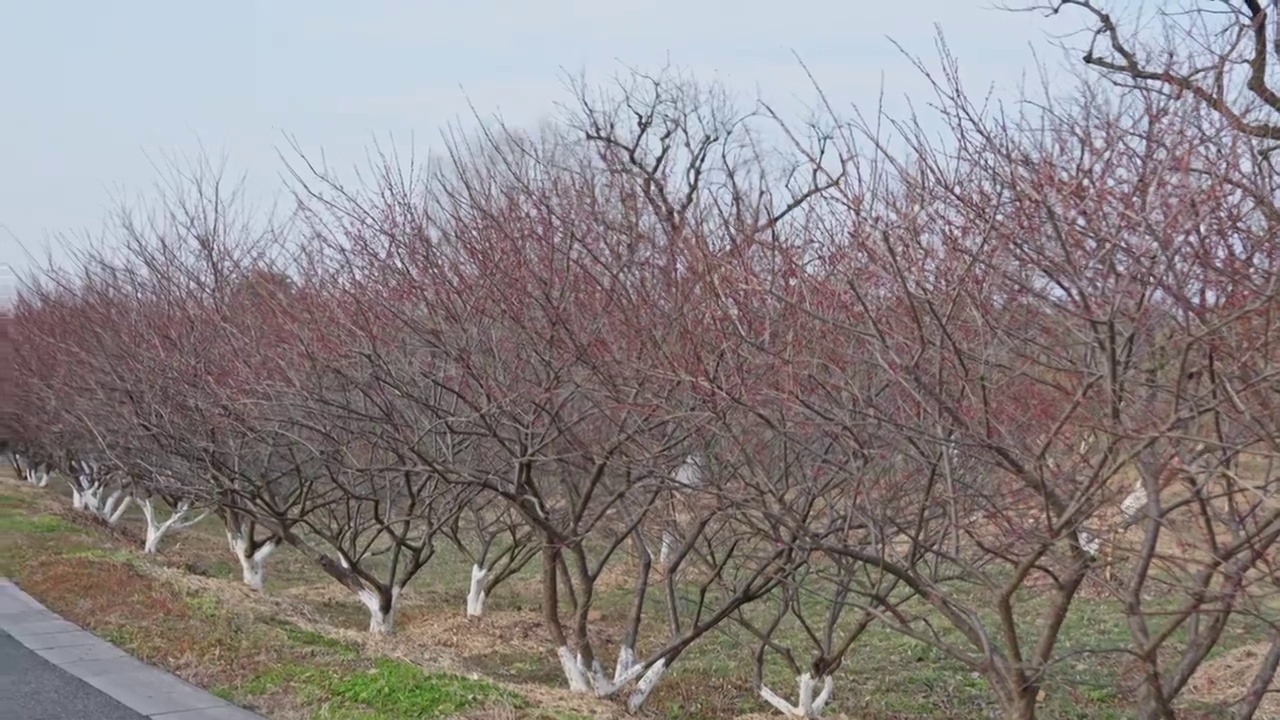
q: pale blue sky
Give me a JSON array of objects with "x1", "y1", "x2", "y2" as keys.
[{"x1": 0, "y1": 1, "x2": 1062, "y2": 279}]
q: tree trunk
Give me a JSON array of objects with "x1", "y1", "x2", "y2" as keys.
[
  {"x1": 626, "y1": 658, "x2": 670, "y2": 712},
  {"x1": 139, "y1": 498, "x2": 203, "y2": 554},
  {"x1": 226, "y1": 530, "x2": 277, "y2": 591},
  {"x1": 466, "y1": 563, "x2": 488, "y2": 617},
  {"x1": 996, "y1": 685, "x2": 1038, "y2": 720},
  {"x1": 356, "y1": 583, "x2": 401, "y2": 635},
  {"x1": 760, "y1": 673, "x2": 835, "y2": 719}
]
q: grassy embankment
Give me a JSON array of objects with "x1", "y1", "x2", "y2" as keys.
[{"x1": 2, "y1": 471, "x2": 1272, "y2": 719}]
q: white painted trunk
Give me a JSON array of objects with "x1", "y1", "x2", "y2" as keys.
[
  {"x1": 674, "y1": 454, "x2": 703, "y2": 487},
  {"x1": 626, "y1": 659, "x2": 668, "y2": 712},
  {"x1": 357, "y1": 584, "x2": 401, "y2": 635},
  {"x1": 143, "y1": 524, "x2": 164, "y2": 553},
  {"x1": 558, "y1": 646, "x2": 592, "y2": 692},
  {"x1": 466, "y1": 563, "x2": 489, "y2": 617},
  {"x1": 242, "y1": 545, "x2": 273, "y2": 590},
  {"x1": 760, "y1": 673, "x2": 835, "y2": 718},
  {"x1": 614, "y1": 645, "x2": 636, "y2": 684},
  {"x1": 227, "y1": 531, "x2": 276, "y2": 591},
  {"x1": 75, "y1": 476, "x2": 102, "y2": 509},
  {"x1": 101, "y1": 490, "x2": 131, "y2": 525},
  {"x1": 557, "y1": 644, "x2": 654, "y2": 698},
  {"x1": 25, "y1": 466, "x2": 49, "y2": 487},
  {"x1": 140, "y1": 499, "x2": 206, "y2": 554},
  {"x1": 1078, "y1": 529, "x2": 1101, "y2": 557},
  {"x1": 141, "y1": 499, "x2": 168, "y2": 553},
  {"x1": 659, "y1": 529, "x2": 676, "y2": 568}
]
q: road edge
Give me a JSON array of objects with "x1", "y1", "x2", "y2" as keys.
[{"x1": 0, "y1": 577, "x2": 266, "y2": 720}]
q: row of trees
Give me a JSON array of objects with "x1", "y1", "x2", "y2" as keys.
[{"x1": 9, "y1": 10, "x2": 1280, "y2": 715}]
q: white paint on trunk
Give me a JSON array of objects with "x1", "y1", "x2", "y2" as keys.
[
  {"x1": 101, "y1": 490, "x2": 131, "y2": 525},
  {"x1": 556, "y1": 644, "x2": 657, "y2": 698},
  {"x1": 227, "y1": 531, "x2": 276, "y2": 591},
  {"x1": 598, "y1": 654, "x2": 643, "y2": 697},
  {"x1": 558, "y1": 646, "x2": 592, "y2": 692},
  {"x1": 78, "y1": 480, "x2": 103, "y2": 514},
  {"x1": 358, "y1": 588, "x2": 390, "y2": 634},
  {"x1": 1120, "y1": 482, "x2": 1148, "y2": 521},
  {"x1": 626, "y1": 658, "x2": 667, "y2": 712},
  {"x1": 674, "y1": 454, "x2": 703, "y2": 487},
  {"x1": 1078, "y1": 529, "x2": 1101, "y2": 556},
  {"x1": 140, "y1": 498, "x2": 207, "y2": 554},
  {"x1": 357, "y1": 583, "x2": 402, "y2": 635},
  {"x1": 659, "y1": 529, "x2": 676, "y2": 568},
  {"x1": 466, "y1": 563, "x2": 489, "y2": 617},
  {"x1": 759, "y1": 673, "x2": 835, "y2": 718},
  {"x1": 590, "y1": 657, "x2": 612, "y2": 694},
  {"x1": 614, "y1": 645, "x2": 636, "y2": 684}
]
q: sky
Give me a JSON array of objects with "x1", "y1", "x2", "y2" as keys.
[{"x1": 0, "y1": 1, "x2": 1071, "y2": 283}]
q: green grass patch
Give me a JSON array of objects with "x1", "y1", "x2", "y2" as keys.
[
  {"x1": 59, "y1": 547, "x2": 138, "y2": 563},
  {"x1": 0, "y1": 512, "x2": 76, "y2": 535},
  {"x1": 100, "y1": 626, "x2": 139, "y2": 647},
  {"x1": 278, "y1": 624, "x2": 360, "y2": 658},
  {"x1": 232, "y1": 658, "x2": 529, "y2": 719},
  {"x1": 183, "y1": 590, "x2": 222, "y2": 620},
  {"x1": 240, "y1": 662, "x2": 319, "y2": 697},
  {"x1": 0, "y1": 494, "x2": 33, "y2": 509},
  {"x1": 329, "y1": 659, "x2": 526, "y2": 719}
]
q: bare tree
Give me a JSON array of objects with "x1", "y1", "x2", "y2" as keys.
[
  {"x1": 444, "y1": 492, "x2": 538, "y2": 618},
  {"x1": 1032, "y1": 0, "x2": 1280, "y2": 140}
]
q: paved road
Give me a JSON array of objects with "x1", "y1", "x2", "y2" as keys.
[
  {"x1": 0, "y1": 629, "x2": 145, "y2": 720},
  {"x1": 0, "y1": 578, "x2": 263, "y2": 720}
]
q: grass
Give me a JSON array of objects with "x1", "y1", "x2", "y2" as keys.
[
  {"x1": 210, "y1": 658, "x2": 524, "y2": 720},
  {"x1": 0, "y1": 476, "x2": 543, "y2": 720},
  {"x1": 330, "y1": 660, "x2": 526, "y2": 718},
  {"x1": 1, "y1": 471, "x2": 1272, "y2": 719}
]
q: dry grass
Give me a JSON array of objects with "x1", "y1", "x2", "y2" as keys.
[{"x1": 1185, "y1": 642, "x2": 1280, "y2": 718}]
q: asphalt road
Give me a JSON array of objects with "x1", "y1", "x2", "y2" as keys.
[{"x1": 0, "y1": 629, "x2": 145, "y2": 720}]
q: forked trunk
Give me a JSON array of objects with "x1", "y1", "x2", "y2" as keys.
[
  {"x1": 556, "y1": 643, "x2": 671, "y2": 711},
  {"x1": 139, "y1": 498, "x2": 206, "y2": 554},
  {"x1": 27, "y1": 468, "x2": 49, "y2": 487},
  {"x1": 73, "y1": 479, "x2": 103, "y2": 513},
  {"x1": 356, "y1": 583, "x2": 402, "y2": 635},
  {"x1": 226, "y1": 530, "x2": 277, "y2": 591},
  {"x1": 100, "y1": 490, "x2": 131, "y2": 525},
  {"x1": 760, "y1": 673, "x2": 835, "y2": 719}
]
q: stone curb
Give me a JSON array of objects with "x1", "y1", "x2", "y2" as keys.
[{"x1": 0, "y1": 577, "x2": 266, "y2": 720}]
